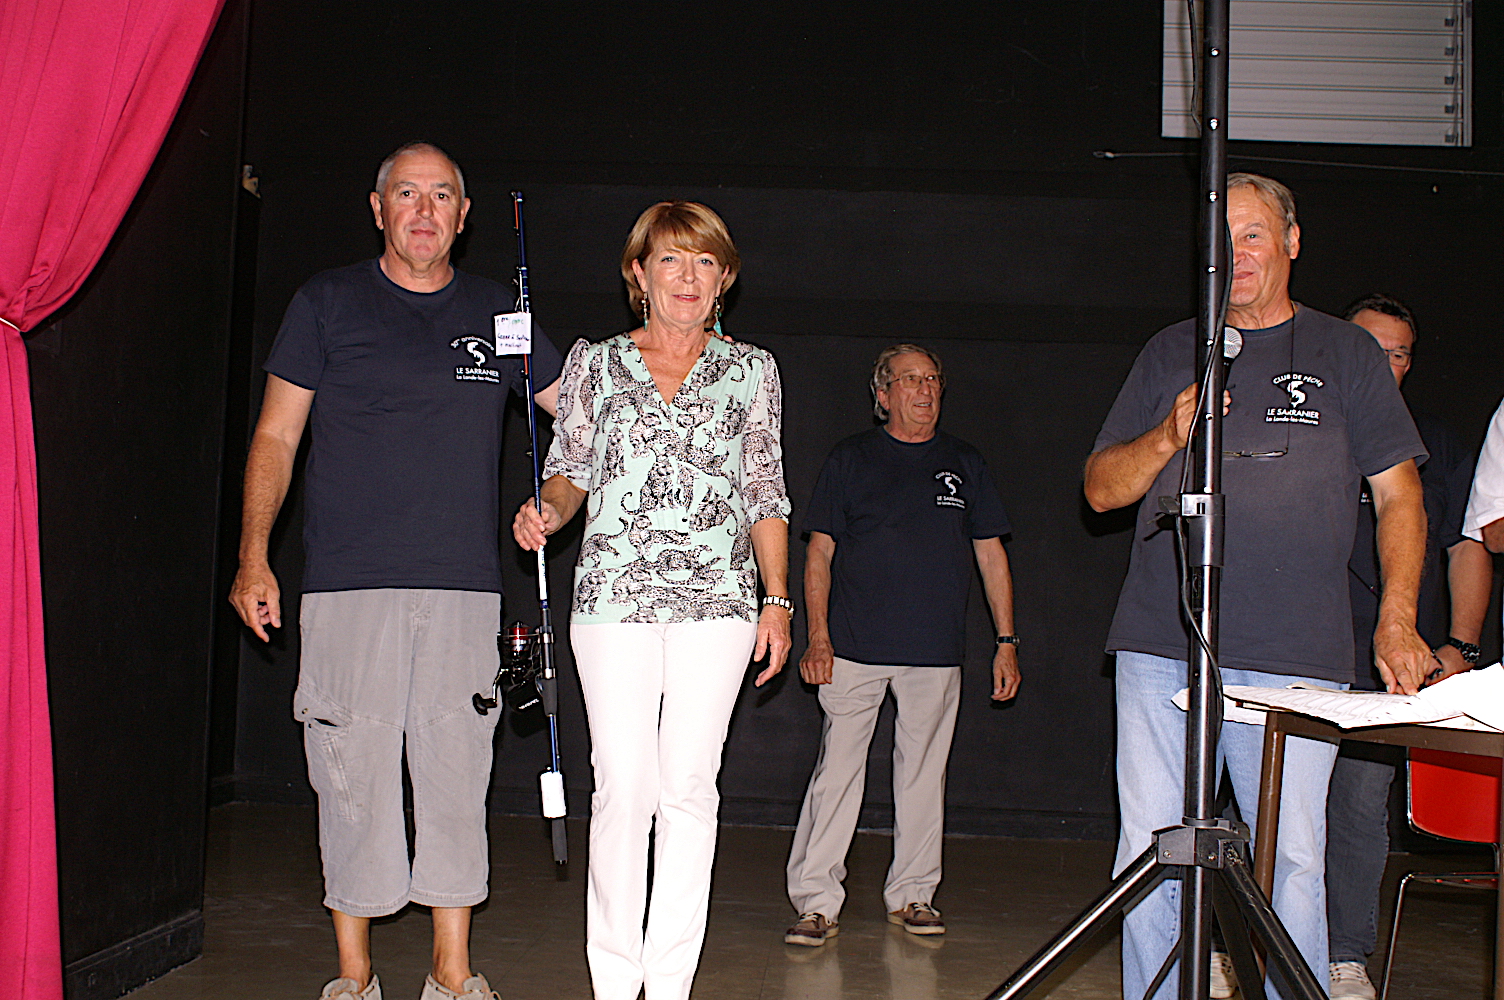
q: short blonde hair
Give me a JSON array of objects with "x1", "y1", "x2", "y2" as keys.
[{"x1": 621, "y1": 202, "x2": 741, "y2": 319}]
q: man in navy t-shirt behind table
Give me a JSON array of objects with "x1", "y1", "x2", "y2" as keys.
[
  {"x1": 1084, "y1": 173, "x2": 1431, "y2": 1000},
  {"x1": 783, "y1": 344, "x2": 1019, "y2": 947},
  {"x1": 229, "y1": 142, "x2": 562, "y2": 1000}
]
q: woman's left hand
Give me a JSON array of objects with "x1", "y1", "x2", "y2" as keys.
[{"x1": 753, "y1": 605, "x2": 792, "y2": 686}]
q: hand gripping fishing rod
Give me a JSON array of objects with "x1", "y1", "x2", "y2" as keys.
[{"x1": 473, "y1": 191, "x2": 568, "y2": 865}]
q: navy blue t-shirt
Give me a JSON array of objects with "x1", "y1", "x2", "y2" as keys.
[
  {"x1": 803, "y1": 428, "x2": 1011, "y2": 667},
  {"x1": 264, "y1": 259, "x2": 564, "y2": 593},
  {"x1": 1093, "y1": 308, "x2": 1424, "y2": 681}
]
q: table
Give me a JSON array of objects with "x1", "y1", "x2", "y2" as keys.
[{"x1": 1252, "y1": 709, "x2": 1504, "y2": 997}]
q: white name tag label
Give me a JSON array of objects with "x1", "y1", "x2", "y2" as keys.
[{"x1": 494, "y1": 312, "x2": 532, "y2": 355}]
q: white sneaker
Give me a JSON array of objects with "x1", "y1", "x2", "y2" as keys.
[
  {"x1": 420, "y1": 973, "x2": 500, "y2": 1000},
  {"x1": 1210, "y1": 951, "x2": 1237, "y2": 999},
  {"x1": 1329, "y1": 960, "x2": 1377, "y2": 1000},
  {"x1": 320, "y1": 975, "x2": 381, "y2": 1000}
]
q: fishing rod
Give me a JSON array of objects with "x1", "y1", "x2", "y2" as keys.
[{"x1": 472, "y1": 190, "x2": 567, "y2": 866}]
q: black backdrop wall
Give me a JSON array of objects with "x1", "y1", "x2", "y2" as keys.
[
  {"x1": 219, "y1": 3, "x2": 1504, "y2": 842},
  {"x1": 30, "y1": 4, "x2": 1504, "y2": 994}
]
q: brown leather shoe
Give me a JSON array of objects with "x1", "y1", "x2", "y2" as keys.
[
  {"x1": 887, "y1": 902, "x2": 945, "y2": 935},
  {"x1": 784, "y1": 912, "x2": 839, "y2": 946}
]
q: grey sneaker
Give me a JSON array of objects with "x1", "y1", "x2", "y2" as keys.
[
  {"x1": 320, "y1": 975, "x2": 381, "y2": 1000},
  {"x1": 1210, "y1": 951, "x2": 1237, "y2": 999},
  {"x1": 1329, "y1": 961, "x2": 1376, "y2": 1000},
  {"x1": 887, "y1": 902, "x2": 945, "y2": 935},
  {"x1": 784, "y1": 912, "x2": 839, "y2": 946},
  {"x1": 420, "y1": 973, "x2": 500, "y2": 1000}
]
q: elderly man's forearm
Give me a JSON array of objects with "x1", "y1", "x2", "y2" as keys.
[
  {"x1": 802, "y1": 532, "x2": 835, "y2": 643},
  {"x1": 1084, "y1": 435, "x2": 1176, "y2": 512},
  {"x1": 1371, "y1": 462, "x2": 1426, "y2": 621}
]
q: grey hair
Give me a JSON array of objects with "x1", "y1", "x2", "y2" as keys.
[
  {"x1": 374, "y1": 141, "x2": 466, "y2": 201},
  {"x1": 1228, "y1": 172, "x2": 1297, "y2": 251},
  {"x1": 870, "y1": 344, "x2": 943, "y2": 420},
  {"x1": 1343, "y1": 292, "x2": 1418, "y2": 340}
]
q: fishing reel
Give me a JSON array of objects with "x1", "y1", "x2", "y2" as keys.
[{"x1": 473, "y1": 622, "x2": 543, "y2": 715}]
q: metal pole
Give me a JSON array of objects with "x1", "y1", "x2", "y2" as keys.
[{"x1": 1179, "y1": 1, "x2": 1230, "y2": 996}]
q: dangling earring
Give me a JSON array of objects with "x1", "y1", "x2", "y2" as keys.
[
  {"x1": 641, "y1": 295, "x2": 650, "y2": 326},
  {"x1": 711, "y1": 295, "x2": 724, "y2": 337}
]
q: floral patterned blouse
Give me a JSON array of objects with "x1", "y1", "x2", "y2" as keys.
[{"x1": 542, "y1": 333, "x2": 791, "y2": 624}]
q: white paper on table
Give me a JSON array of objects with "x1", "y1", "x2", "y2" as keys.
[
  {"x1": 1172, "y1": 664, "x2": 1504, "y2": 732},
  {"x1": 1412, "y1": 662, "x2": 1504, "y2": 730}
]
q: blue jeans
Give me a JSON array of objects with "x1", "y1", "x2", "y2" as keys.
[
  {"x1": 1324, "y1": 748, "x2": 1396, "y2": 962},
  {"x1": 1114, "y1": 651, "x2": 1343, "y2": 1000}
]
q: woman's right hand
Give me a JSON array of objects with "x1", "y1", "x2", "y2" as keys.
[{"x1": 513, "y1": 498, "x2": 563, "y2": 551}]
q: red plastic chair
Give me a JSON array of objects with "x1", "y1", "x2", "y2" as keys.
[{"x1": 1378, "y1": 747, "x2": 1500, "y2": 1000}]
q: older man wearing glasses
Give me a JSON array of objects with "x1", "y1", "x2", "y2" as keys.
[
  {"x1": 783, "y1": 343, "x2": 1018, "y2": 947},
  {"x1": 1084, "y1": 174, "x2": 1431, "y2": 1000}
]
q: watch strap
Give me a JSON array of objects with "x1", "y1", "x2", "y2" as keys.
[{"x1": 1444, "y1": 637, "x2": 1481, "y2": 664}]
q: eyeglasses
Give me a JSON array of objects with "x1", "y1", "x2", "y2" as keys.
[
  {"x1": 887, "y1": 373, "x2": 945, "y2": 389},
  {"x1": 1224, "y1": 439, "x2": 1288, "y2": 459},
  {"x1": 1223, "y1": 313, "x2": 1295, "y2": 459},
  {"x1": 1384, "y1": 348, "x2": 1412, "y2": 366}
]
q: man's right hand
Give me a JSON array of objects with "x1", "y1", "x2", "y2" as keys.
[
  {"x1": 1161, "y1": 382, "x2": 1201, "y2": 451},
  {"x1": 800, "y1": 639, "x2": 835, "y2": 685},
  {"x1": 1161, "y1": 383, "x2": 1232, "y2": 451},
  {"x1": 229, "y1": 562, "x2": 281, "y2": 642}
]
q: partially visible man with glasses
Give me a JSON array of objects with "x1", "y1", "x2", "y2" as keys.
[
  {"x1": 783, "y1": 344, "x2": 1018, "y2": 946},
  {"x1": 1322, "y1": 294, "x2": 1493, "y2": 999},
  {"x1": 1083, "y1": 174, "x2": 1431, "y2": 1000}
]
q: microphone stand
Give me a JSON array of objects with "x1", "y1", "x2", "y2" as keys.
[{"x1": 982, "y1": 3, "x2": 1328, "y2": 997}]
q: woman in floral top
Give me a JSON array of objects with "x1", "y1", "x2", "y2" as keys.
[{"x1": 514, "y1": 201, "x2": 791, "y2": 1000}]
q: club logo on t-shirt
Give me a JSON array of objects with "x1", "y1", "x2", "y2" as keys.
[
  {"x1": 1267, "y1": 372, "x2": 1324, "y2": 426},
  {"x1": 934, "y1": 470, "x2": 966, "y2": 508},
  {"x1": 450, "y1": 336, "x2": 501, "y2": 382}
]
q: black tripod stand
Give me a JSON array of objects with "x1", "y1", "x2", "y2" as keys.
[{"x1": 984, "y1": 4, "x2": 1328, "y2": 999}]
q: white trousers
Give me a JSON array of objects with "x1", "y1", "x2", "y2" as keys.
[
  {"x1": 571, "y1": 620, "x2": 758, "y2": 1000},
  {"x1": 786, "y1": 658, "x2": 962, "y2": 919}
]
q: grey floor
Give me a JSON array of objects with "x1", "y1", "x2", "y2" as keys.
[{"x1": 127, "y1": 803, "x2": 1493, "y2": 999}]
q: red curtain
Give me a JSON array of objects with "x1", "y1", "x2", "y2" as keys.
[{"x1": 0, "y1": 1, "x2": 224, "y2": 994}]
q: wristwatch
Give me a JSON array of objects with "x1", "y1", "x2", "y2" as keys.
[
  {"x1": 996, "y1": 635, "x2": 1020, "y2": 647},
  {"x1": 1443, "y1": 637, "x2": 1481, "y2": 665},
  {"x1": 762, "y1": 595, "x2": 795, "y2": 614}
]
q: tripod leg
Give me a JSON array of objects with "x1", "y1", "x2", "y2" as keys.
[
  {"x1": 1218, "y1": 847, "x2": 1329, "y2": 1000},
  {"x1": 1212, "y1": 869, "x2": 1268, "y2": 1000},
  {"x1": 985, "y1": 847, "x2": 1168, "y2": 1000}
]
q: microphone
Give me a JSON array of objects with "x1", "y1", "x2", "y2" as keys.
[{"x1": 1222, "y1": 326, "x2": 1243, "y2": 368}]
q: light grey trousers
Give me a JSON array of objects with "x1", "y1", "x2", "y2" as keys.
[
  {"x1": 296, "y1": 588, "x2": 502, "y2": 917},
  {"x1": 786, "y1": 658, "x2": 961, "y2": 919}
]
